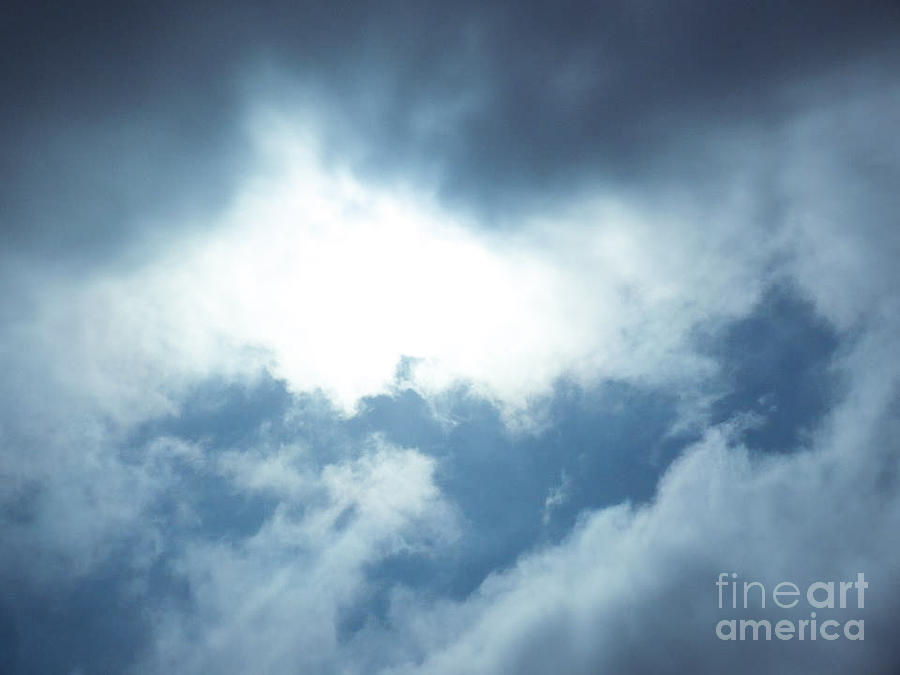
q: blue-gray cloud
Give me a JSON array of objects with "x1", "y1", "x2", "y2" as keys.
[
  {"x1": 0, "y1": 281, "x2": 860, "y2": 671},
  {"x1": 2, "y1": 2, "x2": 900, "y2": 673}
]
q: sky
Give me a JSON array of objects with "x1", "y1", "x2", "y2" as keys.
[{"x1": 1, "y1": 2, "x2": 899, "y2": 673}]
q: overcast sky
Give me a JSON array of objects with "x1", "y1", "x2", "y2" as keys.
[{"x1": 2, "y1": 2, "x2": 900, "y2": 673}]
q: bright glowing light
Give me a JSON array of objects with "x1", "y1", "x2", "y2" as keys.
[{"x1": 29, "y1": 108, "x2": 767, "y2": 423}]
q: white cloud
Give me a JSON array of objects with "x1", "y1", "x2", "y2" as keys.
[
  {"x1": 2, "y1": 69, "x2": 898, "y2": 674},
  {"x1": 141, "y1": 439, "x2": 458, "y2": 675},
  {"x1": 373, "y1": 328, "x2": 900, "y2": 674},
  {"x1": 542, "y1": 469, "x2": 571, "y2": 526},
  {"x1": 2, "y1": 105, "x2": 779, "y2": 436}
]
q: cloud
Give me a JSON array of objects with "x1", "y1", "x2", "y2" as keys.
[
  {"x1": 2, "y1": 2, "x2": 899, "y2": 673},
  {"x1": 373, "y1": 334, "x2": 900, "y2": 674},
  {"x1": 139, "y1": 439, "x2": 458, "y2": 675},
  {"x1": 2, "y1": 104, "x2": 779, "y2": 432},
  {"x1": 4, "y1": 1, "x2": 897, "y2": 268},
  {"x1": 541, "y1": 470, "x2": 571, "y2": 527}
]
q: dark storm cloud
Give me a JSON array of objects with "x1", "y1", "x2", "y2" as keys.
[{"x1": 3, "y1": 0, "x2": 899, "y2": 264}]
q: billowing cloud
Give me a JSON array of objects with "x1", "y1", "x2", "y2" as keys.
[
  {"x1": 142, "y1": 439, "x2": 457, "y2": 674},
  {"x1": 1, "y1": 2, "x2": 899, "y2": 673},
  {"x1": 4, "y1": 105, "x2": 776, "y2": 428},
  {"x1": 374, "y1": 330, "x2": 900, "y2": 674}
]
